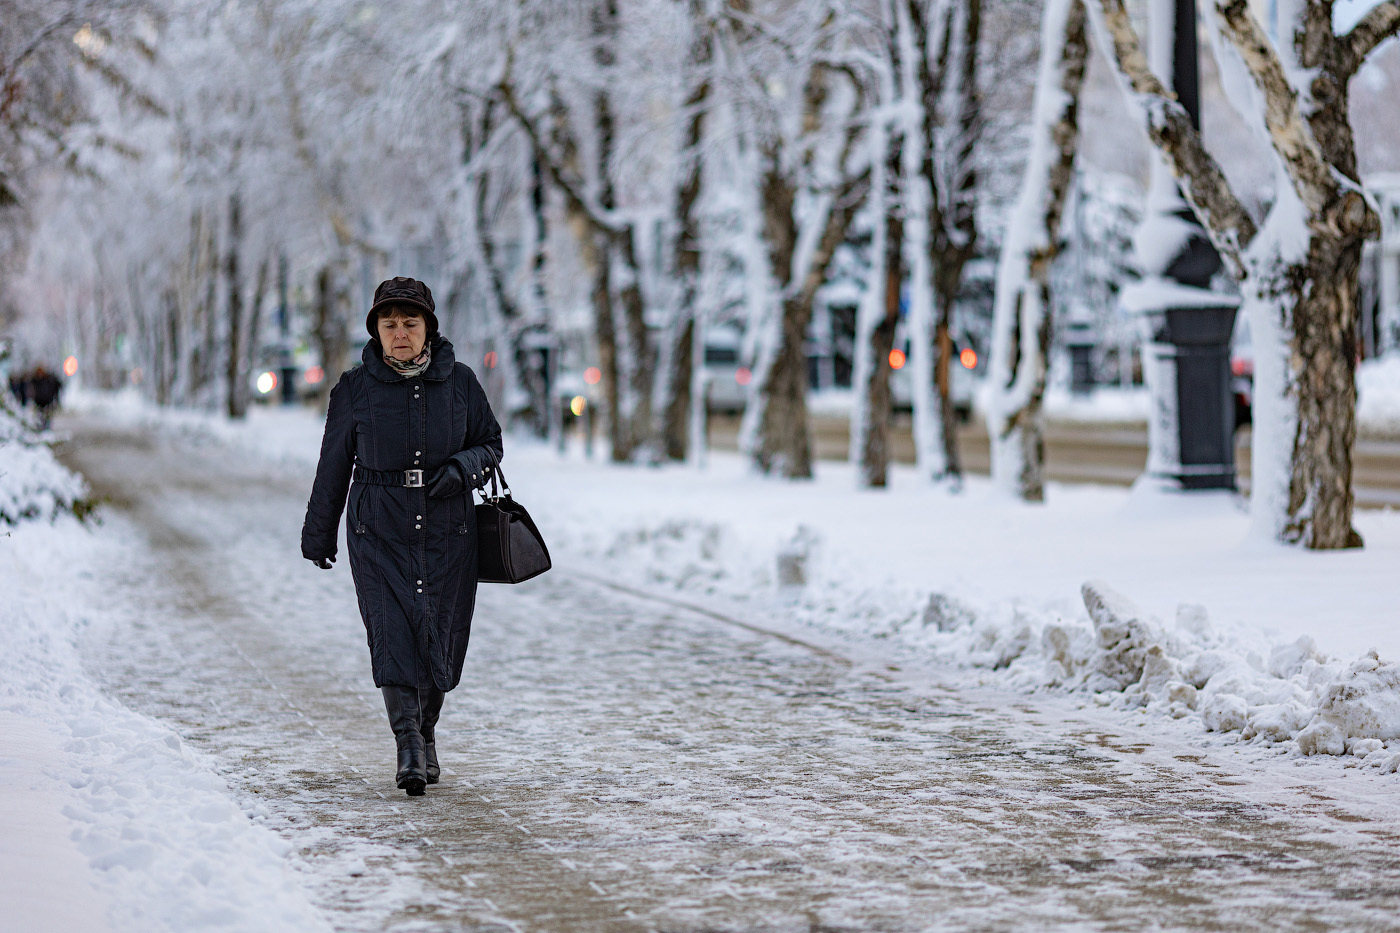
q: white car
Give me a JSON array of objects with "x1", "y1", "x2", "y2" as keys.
[{"x1": 700, "y1": 326, "x2": 750, "y2": 414}]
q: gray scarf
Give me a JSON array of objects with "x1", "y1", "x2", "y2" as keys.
[{"x1": 383, "y1": 345, "x2": 431, "y2": 378}]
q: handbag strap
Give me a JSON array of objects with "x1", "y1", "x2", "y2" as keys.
[{"x1": 479, "y1": 448, "x2": 510, "y2": 502}]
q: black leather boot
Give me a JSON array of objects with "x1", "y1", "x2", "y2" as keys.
[
  {"x1": 381, "y1": 686, "x2": 427, "y2": 796},
  {"x1": 420, "y1": 686, "x2": 445, "y2": 785}
]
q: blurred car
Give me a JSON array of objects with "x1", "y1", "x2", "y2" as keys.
[
  {"x1": 251, "y1": 344, "x2": 329, "y2": 403},
  {"x1": 700, "y1": 325, "x2": 750, "y2": 414},
  {"x1": 1231, "y1": 317, "x2": 1253, "y2": 429},
  {"x1": 553, "y1": 364, "x2": 603, "y2": 426},
  {"x1": 890, "y1": 338, "x2": 978, "y2": 422}
]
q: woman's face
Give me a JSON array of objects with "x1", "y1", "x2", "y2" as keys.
[{"x1": 377, "y1": 310, "x2": 427, "y2": 361}]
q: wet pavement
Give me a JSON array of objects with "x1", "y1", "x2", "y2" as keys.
[{"x1": 57, "y1": 417, "x2": 1400, "y2": 932}]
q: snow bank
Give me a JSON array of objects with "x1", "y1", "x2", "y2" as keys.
[
  {"x1": 1357, "y1": 353, "x2": 1400, "y2": 437},
  {"x1": 579, "y1": 507, "x2": 1400, "y2": 774},
  {"x1": 1041, "y1": 385, "x2": 1151, "y2": 424},
  {"x1": 0, "y1": 519, "x2": 331, "y2": 931},
  {"x1": 0, "y1": 393, "x2": 88, "y2": 524}
]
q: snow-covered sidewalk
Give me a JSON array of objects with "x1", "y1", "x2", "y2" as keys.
[
  {"x1": 60, "y1": 389, "x2": 1400, "y2": 773},
  {"x1": 69, "y1": 390, "x2": 1400, "y2": 774},
  {"x1": 0, "y1": 405, "x2": 330, "y2": 932},
  {"x1": 4, "y1": 388, "x2": 1400, "y2": 931}
]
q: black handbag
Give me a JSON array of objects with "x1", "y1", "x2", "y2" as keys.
[{"x1": 474, "y1": 453, "x2": 551, "y2": 584}]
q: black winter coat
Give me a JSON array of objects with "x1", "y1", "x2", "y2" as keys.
[{"x1": 301, "y1": 335, "x2": 502, "y2": 690}]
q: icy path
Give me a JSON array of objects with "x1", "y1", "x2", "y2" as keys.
[{"x1": 59, "y1": 418, "x2": 1400, "y2": 932}]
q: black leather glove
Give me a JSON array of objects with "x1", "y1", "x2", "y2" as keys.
[
  {"x1": 427, "y1": 461, "x2": 466, "y2": 498},
  {"x1": 310, "y1": 555, "x2": 335, "y2": 570}
]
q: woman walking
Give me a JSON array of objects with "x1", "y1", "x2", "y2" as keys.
[{"x1": 302, "y1": 276, "x2": 502, "y2": 796}]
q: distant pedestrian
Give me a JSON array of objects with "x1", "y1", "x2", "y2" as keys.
[
  {"x1": 8, "y1": 370, "x2": 28, "y2": 407},
  {"x1": 27, "y1": 365, "x2": 62, "y2": 428},
  {"x1": 301, "y1": 277, "x2": 502, "y2": 797}
]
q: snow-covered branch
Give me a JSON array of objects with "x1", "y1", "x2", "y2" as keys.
[
  {"x1": 1086, "y1": 0, "x2": 1257, "y2": 272},
  {"x1": 1213, "y1": 0, "x2": 1333, "y2": 217},
  {"x1": 495, "y1": 67, "x2": 625, "y2": 237},
  {"x1": 1340, "y1": 0, "x2": 1400, "y2": 77}
]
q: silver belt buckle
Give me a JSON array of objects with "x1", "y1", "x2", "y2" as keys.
[{"x1": 405, "y1": 469, "x2": 424, "y2": 488}]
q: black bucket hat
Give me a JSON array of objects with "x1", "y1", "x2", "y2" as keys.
[{"x1": 367, "y1": 276, "x2": 438, "y2": 340}]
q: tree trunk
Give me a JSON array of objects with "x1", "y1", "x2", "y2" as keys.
[
  {"x1": 529, "y1": 156, "x2": 555, "y2": 445},
  {"x1": 576, "y1": 221, "x2": 626, "y2": 462},
  {"x1": 902, "y1": 0, "x2": 951, "y2": 483},
  {"x1": 659, "y1": 60, "x2": 709, "y2": 462},
  {"x1": 472, "y1": 157, "x2": 549, "y2": 436},
  {"x1": 313, "y1": 263, "x2": 348, "y2": 409},
  {"x1": 858, "y1": 142, "x2": 905, "y2": 489},
  {"x1": 746, "y1": 143, "x2": 870, "y2": 479},
  {"x1": 751, "y1": 294, "x2": 817, "y2": 478},
  {"x1": 987, "y1": 0, "x2": 1087, "y2": 502},
  {"x1": 194, "y1": 218, "x2": 218, "y2": 402},
  {"x1": 1286, "y1": 238, "x2": 1363, "y2": 548},
  {"x1": 241, "y1": 253, "x2": 270, "y2": 417},
  {"x1": 615, "y1": 230, "x2": 654, "y2": 461},
  {"x1": 935, "y1": 0, "x2": 981, "y2": 481},
  {"x1": 933, "y1": 295, "x2": 962, "y2": 477},
  {"x1": 155, "y1": 288, "x2": 177, "y2": 406},
  {"x1": 225, "y1": 191, "x2": 246, "y2": 419},
  {"x1": 741, "y1": 156, "x2": 802, "y2": 474},
  {"x1": 661, "y1": 316, "x2": 695, "y2": 461}
]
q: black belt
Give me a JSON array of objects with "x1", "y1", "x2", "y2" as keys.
[{"x1": 353, "y1": 465, "x2": 425, "y2": 488}]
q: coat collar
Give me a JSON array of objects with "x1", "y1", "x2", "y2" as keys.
[{"x1": 362, "y1": 334, "x2": 456, "y2": 383}]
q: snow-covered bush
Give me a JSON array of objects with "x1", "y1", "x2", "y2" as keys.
[{"x1": 0, "y1": 392, "x2": 90, "y2": 525}]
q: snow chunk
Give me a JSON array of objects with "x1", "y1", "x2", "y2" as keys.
[
  {"x1": 1297, "y1": 652, "x2": 1400, "y2": 755},
  {"x1": 1081, "y1": 580, "x2": 1173, "y2": 691}
]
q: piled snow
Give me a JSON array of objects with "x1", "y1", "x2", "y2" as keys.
[
  {"x1": 1041, "y1": 384, "x2": 1151, "y2": 424},
  {"x1": 1357, "y1": 354, "x2": 1400, "y2": 437},
  {"x1": 806, "y1": 387, "x2": 857, "y2": 418},
  {"x1": 0, "y1": 418, "x2": 331, "y2": 930},
  {"x1": 0, "y1": 395, "x2": 88, "y2": 524}
]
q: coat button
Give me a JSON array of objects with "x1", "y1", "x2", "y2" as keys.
[
  {"x1": 415, "y1": 524, "x2": 421, "y2": 529},
  {"x1": 416, "y1": 515, "x2": 422, "y2": 520},
  {"x1": 417, "y1": 580, "x2": 422, "y2": 584},
  {"x1": 417, "y1": 588, "x2": 423, "y2": 594},
  {"x1": 415, "y1": 451, "x2": 422, "y2": 456}
]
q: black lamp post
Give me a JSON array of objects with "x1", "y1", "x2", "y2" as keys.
[{"x1": 1127, "y1": 0, "x2": 1239, "y2": 490}]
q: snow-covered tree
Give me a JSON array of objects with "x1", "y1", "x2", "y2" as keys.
[
  {"x1": 1088, "y1": 0, "x2": 1400, "y2": 548},
  {"x1": 987, "y1": 0, "x2": 1090, "y2": 502},
  {"x1": 727, "y1": 2, "x2": 872, "y2": 479}
]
